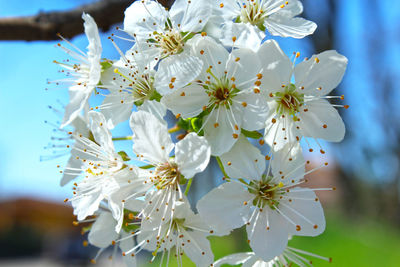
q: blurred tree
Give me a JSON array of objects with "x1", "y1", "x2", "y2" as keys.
[{"x1": 0, "y1": 0, "x2": 172, "y2": 41}]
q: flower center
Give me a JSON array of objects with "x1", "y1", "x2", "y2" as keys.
[
  {"x1": 205, "y1": 72, "x2": 237, "y2": 109},
  {"x1": 153, "y1": 161, "x2": 180, "y2": 189},
  {"x1": 155, "y1": 30, "x2": 184, "y2": 56},
  {"x1": 249, "y1": 177, "x2": 284, "y2": 209},
  {"x1": 132, "y1": 74, "x2": 155, "y2": 100},
  {"x1": 275, "y1": 83, "x2": 304, "y2": 118},
  {"x1": 239, "y1": 1, "x2": 266, "y2": 30}
]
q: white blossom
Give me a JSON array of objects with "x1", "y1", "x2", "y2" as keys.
[
  {"x1": 258, "y1": 40, "x2": 347, "y2": 152},
  {"x1": 129, "y1": 111, "x2": 211, "y2": 230},
  {"x1": 162, "y1": 35, "x2": 269, "y2": 156},
  {"x1": 209, "y1": 0, "x2": 317, "y2": 49},
  {"x1": 197, "y1": 136, "x2": 326, "y2": 261},
  {"x1": 123, "y1": 0, "x2": 213, "y2": 95},
  {"x1": 54, "y1": 13, "x2": 102, "y2": 128}
]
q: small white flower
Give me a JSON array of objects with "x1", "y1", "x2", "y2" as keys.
[
  {"x1": 210, "y1": 0, "x2": 316, "y2": 49},
  {"x1": 87, "y1": 199, "x2": 145, "y2": 266},
  {"x1": 258, "y1": 40, "x2": 348, "y2": 152},
  {"x1": 99, "y1": 50, "x2": 166, "y2": 128},
  {"x1": 197, "y1": 136, "x2": 326, "y2": 261},
  {"x1": 123, "y1": 0, "x2": 213, "y2": 94},
  {"x1": 132, "y1": 201, "x2": 214, "y2": 267},
  {"x1": 54, "y1": 13, "x2": 102, "y2": 128},
  {"x1": 213, "y1": 246, "x2": 332, "y2": 266},
  {"x1": 67, "y1": 111, "x2": 137, "y2": 229},
  {"x1": 129, "y1": 110, "x2": 211, "y2": 230},
  {"x1": 162, "y1": 36, "x2": 269, "y2": 156}
]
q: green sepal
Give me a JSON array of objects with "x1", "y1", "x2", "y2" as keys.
[
  {"x1": 241, "y1": 129, "x2": 263, "y2": 139},
  {"x1": 177, "y1": 118, "x2": 191, "y2": 131},
  {"x1": 179, "y1": 175, "x2": 187, "y2": 185},
  {"x1": 121, "y1": 209, "x2": 140, "y2": 233},
  {"x1": 100, "y1": 60, "x2": 113, "y2": 71},
  {"x1": 118, "y1": 151, "x2": 131, "y2": 161}
]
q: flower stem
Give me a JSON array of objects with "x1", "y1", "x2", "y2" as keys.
[
  {"x1": 168, "y1": 125, "x2": 181, "y2": 134},
  {"x1": 216, "y1": 156, "x2": 230, "y2": 180},
  {"x1": 184, "y1": 178, "x2": 193, "y2": 196},
  {"x1": 112, "y1": 136, "x2": 132, "y2": 141}
]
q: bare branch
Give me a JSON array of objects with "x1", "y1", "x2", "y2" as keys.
[{"x1": 0, "y1": 0, "x2": 171, "y2": 41}]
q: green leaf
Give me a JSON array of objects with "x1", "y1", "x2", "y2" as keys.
[{"x1": 241, "y1": 129, "x2": 263, "y2": 139}]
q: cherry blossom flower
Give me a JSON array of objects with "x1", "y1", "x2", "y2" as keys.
[
  {"x1": 258, "y1": 39, "x2": 348, "y2": 152},
  {"x1": 210, "y1": 0, "x2": 317, "y2": 49},
  {"x1": 129, "y1": 111, "x2": 211, "y2": 230},
  {"x1": 197, "y1": 136, "x2": 327, "y2": 261},
  {"x1": 66, "y1": 111, "x2": 139, "y2": 231},
  {"x1": 98, "y1": 49, "x2": 165, "y2": 128},
  {"x1": 161, "y1": 35, "x2": 269, "y2": 156},
  {"x1": 87, "y1": 210, "x2": 137, "y2": 266},
  {"x1": 54, "y1": 13, "x2": 102, "y2": 128},
  {"x1": 123, "y1": 0, "x2": 213, "y2": 95},
  {"x1": 132, "y1": 201, "x2": 214, "y2": 267}
]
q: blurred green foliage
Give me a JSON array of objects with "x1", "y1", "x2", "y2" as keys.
[{"x1": 145, "y1": 212, "x2": 400, "y2": 266}]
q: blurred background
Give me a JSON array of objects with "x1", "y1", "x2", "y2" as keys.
[{"x1": 1, "y1": 0, "x2": 400, "y2": 266}]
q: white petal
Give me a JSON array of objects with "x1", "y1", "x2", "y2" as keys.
[
  {"x1": 175, "y1": 133, "x2": 211, "y2": 178},
  {"x1": 263, "y1": 104, "x2": 301, "y2": 151},
  {"x1": 258, "y1": 40, "x2": 292, "y2": 92},
  {"x1": 140, "y1": 189, "x2": 175, "y2": 230},
  {"x1": 183, "y1": 230, "x2": 214, "y2": 267},
  {"x1": 88, "y1": 111, "x2": 115, "y2": 153},
  {"x1": 137, "y1": 100, "x2": 167, "y2": 125},
  {"x1": 119, "y1": 231, "x2": 137, "y2": 267},
  {"x1": 298, "y1": 99, "x2": 345, "y2": 142},
  {"x1": 82, "y1": 13, "x2": 102, "y2": 86},
  {"x1": 265, "y1": 17, "x2": 317, "y2": 39},
  {"x1": 280, "y1": 188, "x2": 326, "y2": 236},
  {"x1": 247, "y1": 210, "x2": 289, "y2": 262},
  {"x1": 220, "y1": 22, "x2": 265, "y2": 51},
  {"x1": 203, "y1": 107, "x2": 241, "y2": 156},
  {"x1": 154, "y1": 52, "x2": 203, "y2": 95},
  {"x1": 123, "y1": 1, "x2": 167, "y2": 37},
  {"x1": 295, "y1": 50, "x2": 348, "y2": 96},
  {"x1": 170, "y1": 0, "x2": 212, "y2": 32},
  {"x1": 126, "y1": 42, "x2": 159, "y2": 72},
  {"x1": 129, "y1": 111, "x2": 173, "y2": 164},
  {"x1": 61, "y1": 85, "x2": 91, "y2": 128},
  {"x1": 214, "y1": 252, "x2": 255, "y2": 267},
  {"x1": 161, "y1": 83, "x2": 209, "y2": 119},
  {"x1": 188, "y1": 35, "x2": 229, "y2": 80},
  {"x1": 226, "y1": 48, "x2": 261, "y2": 90},
  {"x1": 220, "y1": 135, "x2": 265, "y2": 180},
  {"x1": 234, "y1": 92, "x2": 269, "y2": 131},
  {"x1": 72, "y1": 188, "x2": 103, "y2": 220},
  {"x1": 60, "y1": 152, "x2": 83, "y2": 186},
  {"x1": 88, "y1": 212, "x2": 118, "y2": 248},
  {"x1": 271, "y1": 142, "x2": 305, "y2": 183},
  {"x1": 197, "y1": 182, "x2": 252, "y2": 235},
  {"x1": 276, "y1": 0, "x2": 304, "y2": 17},
  {"x1": 101, "y1": 93, "x2": 133, "y2": 129}
]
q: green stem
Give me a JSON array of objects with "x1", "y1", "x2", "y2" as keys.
[
  {"x1": 139, "y1": 164, "x2": 154, "y2": 169},
  {"x1": 239, "y1": 178, "x2": 249, "y2": 185},
  {"x1": 215, "y1": 156, "x2": 230, "y2": 180},
  {"x1": 168, "y1": 125, "x2": 181, "y2": 134},
  {"x1": 112, "y1": 136, "x2": 132, "y2": 141},
  {"x1": 184, "y1": 178, "x2": 193, "y2": 196}
]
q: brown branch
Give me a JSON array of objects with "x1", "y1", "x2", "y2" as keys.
[{"x1": 0, "y1": 0, "x2": 171, "y2": 41}]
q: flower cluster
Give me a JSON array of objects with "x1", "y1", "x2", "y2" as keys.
[{"x1": 50, "y1": 1, "x2": 348, "y2": 266}]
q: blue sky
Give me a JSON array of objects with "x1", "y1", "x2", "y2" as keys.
[{"x1": 1, "y1": 0, "x2": 399, "y2": 202}]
